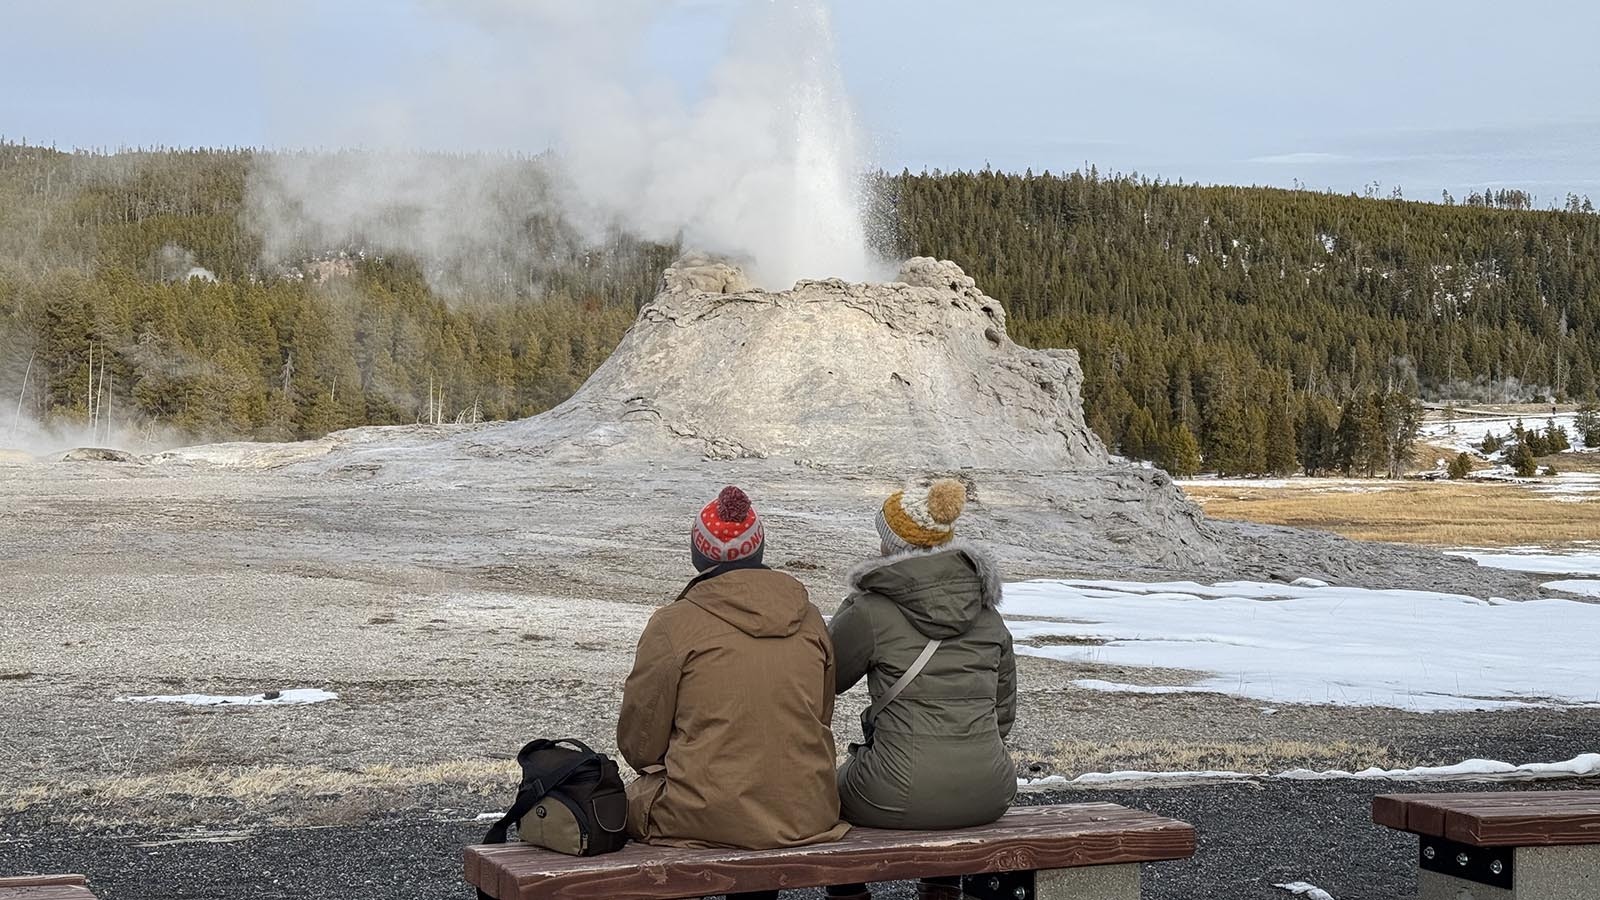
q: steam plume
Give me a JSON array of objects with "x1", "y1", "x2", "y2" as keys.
[{"x1": 248, "y1": 0, "x2": 876, "y2": 290}]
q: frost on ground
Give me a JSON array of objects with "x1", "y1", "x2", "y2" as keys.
[
  {"x1": 116, "y1": 689, "x2": 338, "y2": 707},
  {"x1": 1005, "y1": 579, "x2": 1600, "y2": 710},
  {"x1": 1022, "y1": 752, "x2": 1600, "y2": 789},
  {"x1": 1274, "y1": 883, "x2": 1336, "y2": 900}
]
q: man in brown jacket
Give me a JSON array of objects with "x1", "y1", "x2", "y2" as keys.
[{"x1": 618, "y1": 486, "x2": 848, "y2": 897}]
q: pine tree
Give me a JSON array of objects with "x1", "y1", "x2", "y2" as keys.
[
  {"x1": 1159, "y1": 423, "x2": 1202, "y2": 476},
  {"x1": 1543, "y1": 419, "x2": 1571, "y2": 453},
  {"x1": 1508, "y1": 440, "x2": 1538, "y2": 477},
  {"x1": 1265, "y1": 396, "x2": 1299, "y2": 475},
  {"x1": 1448, "y1": 452, "x2": 1473, "y2": 479},
  {"x1": 1577, "y1": 404, "x2": 1600, "y2": 447},
  {"x1": 1379, "y1": 391, "x2": 1421, "y2": 478}
]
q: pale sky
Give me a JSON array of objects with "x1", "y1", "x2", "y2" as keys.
[{"x1": 4, "y1": 0, "x2": 1597, "y2": 203}]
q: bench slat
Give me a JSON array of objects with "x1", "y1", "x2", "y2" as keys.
[
  {"x1": 1372, "y1": 791, "x2": 1600, "y2": 847},
  {"x1": 0, "y1": 888, "x2": 97, "y2": 900},
  {"x1": 0, "y1": 879, "x2": 87, "y2": 889},
  {"x1": 466, "y1": 804, "x2": 1195, "y2": 900}
]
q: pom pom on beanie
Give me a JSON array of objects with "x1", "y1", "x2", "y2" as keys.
[{"x1": 877, "y1": 478, "x2": 967, "y2": 553}]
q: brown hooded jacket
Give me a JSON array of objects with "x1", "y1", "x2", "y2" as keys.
[{"x1": 617, "y1": 566, "x2": 850, "y2": 849}]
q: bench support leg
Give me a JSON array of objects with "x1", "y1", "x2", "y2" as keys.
[
  {"x1": 1419, "y1": 846, "x2": 1600, "y2": 900},
  {"x1": 1034, "y1": 864, "x2": 1141, "y2": 900}
]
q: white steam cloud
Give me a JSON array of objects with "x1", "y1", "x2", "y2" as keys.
[{"x1": 248, "y1": 0, "x2": 878, "y2": 290}]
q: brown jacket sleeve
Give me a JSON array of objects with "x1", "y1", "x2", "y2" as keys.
[
  {"x1": 617, "y1": 611, "x2": 681, "y2": 773},
  {"x1": 996, "y1": 625, "x2": 1017, "y2": 740},
  {"x1": 828, "y1": 593, "x2": 874, "y2": 695}
]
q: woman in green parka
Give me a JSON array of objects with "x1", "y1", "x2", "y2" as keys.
[{"x1": 826, "y1": 479, "x2": 1017, "y2": 900}]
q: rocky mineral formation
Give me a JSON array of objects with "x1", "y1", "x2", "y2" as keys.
[
  {"x1": 150, "y1": 255, "x2": 1539, "y2": 598},
  {"x1": 497, "y1": 256, "x2": 1106, "y2": 469}
]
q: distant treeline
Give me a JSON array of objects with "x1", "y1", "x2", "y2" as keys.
[
  {"x1": 868, "y1": 168, "x2": 1600, "y2": 474},
  {"x1": 3, "y1": 143, "x2": 1597, "y2": 475}
]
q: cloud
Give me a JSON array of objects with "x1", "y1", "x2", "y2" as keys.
[{"x1": 1248, "y1": 152, "x2": 1352, "y2": 165}]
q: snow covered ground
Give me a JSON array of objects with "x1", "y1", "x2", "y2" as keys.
[
  {"x1": 1274, "y1": 883, "x2": 1335, "y2": 900},
  {"x1": 1449, "y1": 543, "x2": 1600, "y2": 576},
  {"x1": 1420, "y1": 412, "x2": 1589, "y2": 455},
  {"x1": 1004, "y1": 578, "x2": 1600, "y2": 711},
  {"x1": 1178, "y1": 476, "x2": 1396, "y2": 494},
  {"x1": 1023, "y1": 752, "x2": 1600, "y2": 788}
]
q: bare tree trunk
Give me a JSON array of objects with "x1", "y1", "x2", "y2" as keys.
[
  {"x1": 87, "y1": 342, "x2": 97, "y2": 433},
  {"x1": 10, "y1": 350, "x2": 35, "y2": 440},
  {"x1": 98, "y1": 354, "x2": 108, "y2": 442}
]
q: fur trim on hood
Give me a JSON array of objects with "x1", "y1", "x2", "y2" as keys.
[{"x1": 846, "y1": 538, "x2": 1004, "y2": 609}]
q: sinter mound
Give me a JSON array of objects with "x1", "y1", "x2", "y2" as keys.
[
  {"x1": 490, "y1": 256, "x2": 1106, "y2": 468},
  {"x1": 150, "y1": 256, "x2": 1541, "y2": 597}
]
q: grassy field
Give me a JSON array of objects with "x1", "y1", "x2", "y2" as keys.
[{"x1": 1182, "y1": 474, "x2": 1599, "y2": 547}]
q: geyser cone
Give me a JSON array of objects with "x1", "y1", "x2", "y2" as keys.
[{"x1": 502, "y1": 256, "x2": 1107, "y2": 470}]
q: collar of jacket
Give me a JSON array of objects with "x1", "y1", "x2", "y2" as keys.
[
  {"x1": 674, "y1": 560, "x2": 773, "y2": 602},
  {"x1": 846, "y1": 538, "x2": 1004, "y2": 609}
]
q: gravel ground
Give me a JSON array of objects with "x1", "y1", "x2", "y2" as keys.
[
  {"x1": 7, "y1": 778, "x2": 1598, "y2": 900},
  {"x1": 1, "y1": 458, "x2": 1592, "y2": 899}
]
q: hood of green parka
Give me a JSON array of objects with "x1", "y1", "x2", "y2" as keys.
[{"x1": 847, "y1": 540, "x2": 1004, "y2": 639}]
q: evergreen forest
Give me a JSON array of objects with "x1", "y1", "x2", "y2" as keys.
[{"x1": 3, "y1": 142, "x2": 1597, "y2": 476}]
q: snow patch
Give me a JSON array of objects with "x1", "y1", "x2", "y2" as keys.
[
  {"x1": 1421, "y1": 413, "x2": 1589, "y2": 455},
  {"x1": 1543, "y1": 579, "x2": 1600, "y2": 597},
  {"x1": 1177, "y1": 477, "x2": 1394, "y2": 495},
  {"x1": 1275, "y1": 883, "x2": 1335, "y2": 900},
  {"x1": 116, "y1": 688, "x2": 339, "y2": 707},
  {"x1": 1021, "y1": 753, "x2": 1600, "y2": 789},
  {"x1": 1451, "y1": 548, "x2": 1600, "y2": 576},
  {"x1": 1005, "y1": 579, "x2": 1600, "y2": 710}
]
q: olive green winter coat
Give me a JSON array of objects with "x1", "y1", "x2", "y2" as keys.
[{"x1": 830, "y1": 541, "x2": 1017, "y2": 829}]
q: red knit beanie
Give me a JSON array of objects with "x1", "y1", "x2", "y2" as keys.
[{"x1": 691, "y1": 486, "x2": 765, "y2": 571}]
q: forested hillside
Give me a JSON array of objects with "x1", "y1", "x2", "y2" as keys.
[
  {"x1": 2, "y1": 142, "x2": 1596, "y2": 474},
  {"x1": 0, "y1": 143, "x2": 666, "y2": 442},
  {"x1": 870, "y1": 169, "x2": 1600, "y2": 474}
]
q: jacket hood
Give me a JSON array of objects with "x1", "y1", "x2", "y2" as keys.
[
  {"x1": 846, "y1": 539, "x2": 1004, "y2": 639},
  {"x1": 683, "y1": 567, "x2": 811, "y2": 638}
]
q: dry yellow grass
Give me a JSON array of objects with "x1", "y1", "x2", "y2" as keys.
[
  {"x1": 9, "y1": 759, "x2": 518, "y2": 825},
  {"x1": 1028, "y1": 739, "x2": 1401, "y2": 776},
  {"x1": 1183, "y1": 479, "x2": 1598, "y2": 547}
]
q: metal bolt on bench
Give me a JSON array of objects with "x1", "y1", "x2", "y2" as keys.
[{"x1": 1374, "y1": 790, "x2": 1600, "y2": 900}]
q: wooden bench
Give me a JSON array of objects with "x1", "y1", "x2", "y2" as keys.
[
  {"x1": 1374, "y1": 790, "x2": 1600, "y2": 899},
  {"x1": 466, "y1": 803, "x2": 1195, "y2": 899},
  {"x1": 0, "y1": 875, "x2": 96, "y2": 899}
]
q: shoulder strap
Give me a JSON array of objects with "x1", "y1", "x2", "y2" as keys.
[
  {"x1": 864, "y1": 638, "x2": 941, "y2": 729},
  {"x1": 481, "y1": 742, "x2": 602, "y2": 845}
]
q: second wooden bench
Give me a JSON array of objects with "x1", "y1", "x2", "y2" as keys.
[{"x1": 1374, "y1": 789, "x2": 1600, "y2": 900}]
